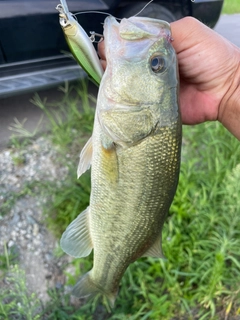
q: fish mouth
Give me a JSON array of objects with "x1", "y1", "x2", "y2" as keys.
[
  {"x1": 103, "y1": 89, "x2": 159, "y2": 109},
  {"x1": 119, "y1": 17, "x2": 171, "y2": 40},
  {"x1": 103, "y1": 15, "x2": 172, "y2": 64},
  {"x1": 104, "y1": 15, "x2": 171, "y2": 42}
]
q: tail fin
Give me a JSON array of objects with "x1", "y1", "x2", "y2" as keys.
[{"x1": 72, "y1": 271, "x2": 118, "y2": 308}]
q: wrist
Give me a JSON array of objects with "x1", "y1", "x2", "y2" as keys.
[{"x1": 218, "y1": 50, "x2": 240, "y2": 140}]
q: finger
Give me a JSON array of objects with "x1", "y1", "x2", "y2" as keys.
[
  {"x1": 170, "y1": 17, "x2": 218, "y2": 57},
  {"x1": 98, "y1": 40, "x2": 106, "y2": 60},
  {"x1": 100, "y1": 59, "x2": 107, "y2": 70}
]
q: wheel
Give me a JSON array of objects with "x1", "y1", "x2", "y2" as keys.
[{"x1": 117, "y1": 2, "x2": 176, "y2": 23}]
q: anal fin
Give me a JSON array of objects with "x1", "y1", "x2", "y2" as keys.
[
  {"x1": 141, "y1": 234, "x2": 165, "y2": 259},
  {"x1": 60, "y1": 207, "x2": 93, "y2": 258}
]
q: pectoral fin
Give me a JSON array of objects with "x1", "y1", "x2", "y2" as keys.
[
  {"x1": 142, "y1": 234, "x2": 165, "y2": 259},
  {"x1": 77, "y1": 136, "x2": 93, "y2": 178},
  {"x1": 60, "y1": 207, "x2": 93, "y2": 258}
]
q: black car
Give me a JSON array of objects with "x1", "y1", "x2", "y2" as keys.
[{"x1": 0, "y1": 0, "x2": 224, "y2": 98}]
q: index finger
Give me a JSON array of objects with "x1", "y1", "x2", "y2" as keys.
[{"x1": 98, "y1": 40, "x2": 107, "y2": 70}]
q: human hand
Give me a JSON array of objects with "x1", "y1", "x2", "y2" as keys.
[
  {"x1": 170, "y1": 17, "x2": 240, "y2": 139},
  {"x1": 98, "y1": 17, "x2": 240, "y2": 139}
]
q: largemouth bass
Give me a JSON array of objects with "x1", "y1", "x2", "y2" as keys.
[{"x1": 61, "y1": 15, "x2": 182, "y2": 307}]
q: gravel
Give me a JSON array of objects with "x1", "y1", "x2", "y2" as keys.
[{"x1": 0, "y1": 137, "x2": 73, "y2": 302}]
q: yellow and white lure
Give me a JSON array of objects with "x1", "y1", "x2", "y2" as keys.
[{"x1": 56, "y1": 0, "x2": 104, "y2": 85}]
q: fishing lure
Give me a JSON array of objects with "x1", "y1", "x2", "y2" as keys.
[{"x1": 56, "y1": 0, "x2": 104, "y2": 85}]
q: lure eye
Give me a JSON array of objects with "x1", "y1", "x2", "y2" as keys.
[
  {"x1": 60, "y1": 17, "x2": 68, "y2": 27},
  {"x1": 150, "y1": 55, "x2": 166, "y2": 73},
  {"x1": 60, "y1": 17, "x2": 67, "y2": 27}
]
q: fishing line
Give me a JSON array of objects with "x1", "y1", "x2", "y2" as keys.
[
  {"x1": 74, "y1": 0, "x2": 154, "y2": 19},
  {"x1": 74, "y1": 10, "x2": 121, "y2": 21},
  {"x1": 71, "y1": 0, "x2": 155, "y2": 43},
  {"x1": 133, "y1": 0, "x2": 154, "y2": 17}
]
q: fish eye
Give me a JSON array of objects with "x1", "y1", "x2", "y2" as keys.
[{"x1": 150, "y1": 55, "x2": 166, "y2": 73}]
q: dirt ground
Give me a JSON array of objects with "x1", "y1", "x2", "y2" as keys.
[{"x1": 0, "y1": 137, "x2": 73, "y2": 303}]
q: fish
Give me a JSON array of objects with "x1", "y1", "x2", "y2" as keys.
[
  {"x1": 56, "y1": 0, "x2": 103, "y2": 85},
  {"x1": 60, "y1": 15, "x2": 182, "y2": 307}
]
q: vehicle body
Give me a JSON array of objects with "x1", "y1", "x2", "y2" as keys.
[{"x1": 0, "y1": 0, "x2": 224, "y2": 98}]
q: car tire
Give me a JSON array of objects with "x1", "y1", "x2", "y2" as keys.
[{"x1": 117, "y1": 2, "x2": 176, "y2": 23}]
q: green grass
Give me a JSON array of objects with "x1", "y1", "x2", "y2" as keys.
[
  {"x1": 30, "y1": 80, "x2": 95, "y2": 149},
  {"x1": 222, "y1": 0, "x2": 240, "y2": 14},
  {"x1": 0, "y1": 265, "x2": 42, "y2": 320},
  {"x1": 2, "y1": 80, "x2": 240, "y2": 319}
]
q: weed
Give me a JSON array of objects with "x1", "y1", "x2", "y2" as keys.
[
  {"x1": 8, "y1": 116, "x2": 43, "y2": 149},
  {"x1": 9, "y1": 116, "x2": 43, "y2": 139},
  {"x1": 0, "y1": 265, "x2": 42, "y2": 320},
  {"x1": 0, "y1": 243, "x2": 19, "y2": 276},
  {"x1": 11, "y1": 154, "x2": 26, "y2": 166},
  {"x1": 30, "y1": 80, "x2": 95, "y2": 150}
]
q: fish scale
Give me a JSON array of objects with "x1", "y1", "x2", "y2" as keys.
[{"x1": 60, "y1": 15, "x2": 182, "y2": 306}]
